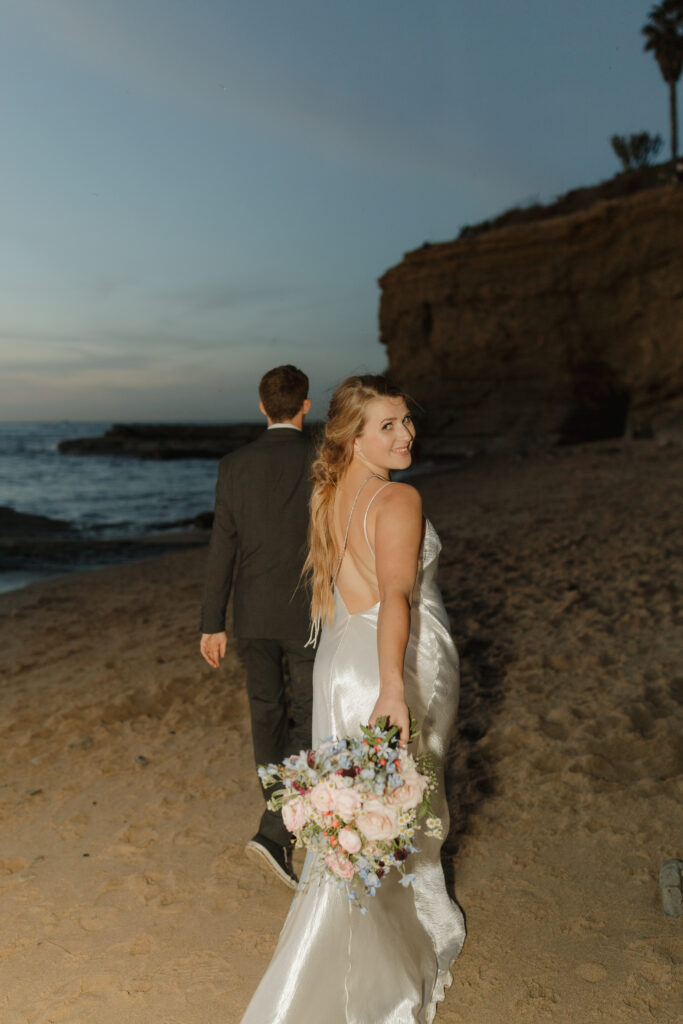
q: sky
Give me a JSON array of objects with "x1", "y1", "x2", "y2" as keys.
[{"x1": 0, "y1": 0, "x2": 670, "y2": 422}]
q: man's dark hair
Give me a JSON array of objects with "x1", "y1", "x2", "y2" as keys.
[{"x1": 259, "y1": 365, "x2": 309, "y2": 422}]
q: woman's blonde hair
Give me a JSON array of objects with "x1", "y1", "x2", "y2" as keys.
[{"x1": 303, "y1": 374, "x2": 407, "y2": 642}]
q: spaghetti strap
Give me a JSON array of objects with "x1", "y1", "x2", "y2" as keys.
[
  {"x1": 332, "y1": 474, "x2": 387, "y2": 585},
  {"x1": 363, "y1": 481, "x2": 392, "y2": 559}
]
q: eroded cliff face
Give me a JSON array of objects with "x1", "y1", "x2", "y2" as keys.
[{"x1": 378, "y1": 186, "x2": 683, "y2": 455}]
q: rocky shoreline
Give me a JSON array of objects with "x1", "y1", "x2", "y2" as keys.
[
  {"x1": 57, "y1": 423, "x2": 265, "y2": 460},
  {"x1": 0, "y1": 505, "x2": 210, "y2": 576}
]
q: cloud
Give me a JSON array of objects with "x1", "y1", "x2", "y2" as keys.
[
  {"x1": 0, "y1": 313, "x2": 336, "y2": 382},
  {"x1": 7, "y1": 0, "x2": 519, "y2": 198},
  {"x1": 157, "y1": 282, "x2": 290, "y2": 315}
]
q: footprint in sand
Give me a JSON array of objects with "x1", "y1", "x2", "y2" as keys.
[
  {"x1": 54, "y1": 811, "x2": 91, "y2": 841},
  {"x1": 127, "y1": 977, "x2": 153, "y2": 993},
  {"x1": 78, "y1": 971, "x2": 122, "y2": 996},
  {"x1": 515, "y1": 979, "x2": 560, "y2": 1009},
  {"x1": 117, "y1": 824, "x2": 158, "y2": 848},
  {"x1": 574, "y1": 962, "x2": 608, "y2": 982},
  {"x1": 560, "y1": 913, "x2": 606, "y2": 936},
  {"x1": 211, "y1": 844, "x2": 249, "y2": 881},
  {"x1": 172, "y1": 826, "x2": 213, "y2": 846},
  {"x1": 129, "y1": 932, "x2": 155, "y2": 955},
  {"x1": 0, "y1": 857, "x2": 28, "y2": 875},
  {"x1": 78, "y1": 907, "x2": 119, "y2": 932}
]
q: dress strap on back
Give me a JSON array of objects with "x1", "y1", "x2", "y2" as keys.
[
  {"x1": 332, "y1": 473, "x2": 387, "y2": 585},
  {"x1": 363, "y1": 482, "x2": 392, "y2": 559}
]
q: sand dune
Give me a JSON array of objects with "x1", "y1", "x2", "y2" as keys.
[{"x1": 1, "y1": 440, "x2": 681, "y2": 1023}]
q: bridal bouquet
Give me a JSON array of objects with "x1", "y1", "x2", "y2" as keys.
[{"x1": 258, "y1": 716, "x2": 442, "y2": 907}]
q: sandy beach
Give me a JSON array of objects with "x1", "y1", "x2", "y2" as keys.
[{"x1": 1, "y1": 440, "x2": 681, "y2": 1024}]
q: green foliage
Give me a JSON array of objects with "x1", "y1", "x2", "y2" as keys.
[
  {"x1": 610, "y1": 131, "x2": 664, "y2": 170},
  {"x1": 643, "y1": 1, "x2": 683, "y2": 84},
  {"x1": 361, "y1": 709, "x2": 420, "y2": 745}
]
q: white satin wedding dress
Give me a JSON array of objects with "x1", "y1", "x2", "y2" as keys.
[{"x1": 240, "y1": 483, "x2": 466, "y2": 1023}]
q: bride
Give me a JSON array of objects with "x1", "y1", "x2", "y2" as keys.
[{"x1": 240, "y1": 375, "x2": 466, "y2": 1023}]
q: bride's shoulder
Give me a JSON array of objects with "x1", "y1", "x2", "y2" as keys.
[{"x1": 376, "y1": 481, "x2": 422, "y2": 516}]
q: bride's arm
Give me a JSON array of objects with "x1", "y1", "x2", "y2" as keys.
[{"x1": 369, "y1": 483, "x2": 423, "y2": 745}]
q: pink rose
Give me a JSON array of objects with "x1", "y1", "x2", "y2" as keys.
[
  {"x1": 325, "y1": 847, "x2": 358, "y2": 880},
  {"x1": 281, "y1": 797, "x2": 307, "y2": 832},
  {"x1": 338, "y1": 828, "x2": 362, "y2": 854},
  {"x1": 310, "y1": 783, "x2": 335, "y2": 814},
  {"x1": 356, "y1": 799, "x2": 400, "y2": 841},
  {"x1": 332, "y1": 786, "x2": 361, "y2": 820},
  {"x1": 324, "y1": 851, "x2": 356, "y2": 880},
  {"x1": 387, "y1": 770, "x2": 427, "y2": 810}
]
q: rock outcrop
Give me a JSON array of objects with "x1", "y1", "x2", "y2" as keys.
[
  {"x1": 58, "y1": 423, "x2": 264, "y2": 459},
  {"x1": 379, "y1": 185, "x2": 683, "y2": 455},
  {"x1": 0, "y1": 505, "x2": 207, "y2": 572}
]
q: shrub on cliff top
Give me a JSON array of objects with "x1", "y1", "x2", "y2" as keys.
[{"x1": 610, "y1": 131, "x2": 664, "y2": 170}]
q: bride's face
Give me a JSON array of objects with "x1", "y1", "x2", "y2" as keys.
[{"x1": 353, "y1": 396, "x2": 415, "y2": 473}]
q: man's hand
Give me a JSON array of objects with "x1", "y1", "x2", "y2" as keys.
[{"x1": 200, "y1": 631, "x2": 228, "y2": 668}]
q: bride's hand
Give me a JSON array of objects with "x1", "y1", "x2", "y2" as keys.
[{"x1": 369, "y1": 689, "x2": 410, "y2": 746}]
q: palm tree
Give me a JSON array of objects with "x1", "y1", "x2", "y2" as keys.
[{"x1": 642, "y1": 1, "x2": 683, "y2": 164}]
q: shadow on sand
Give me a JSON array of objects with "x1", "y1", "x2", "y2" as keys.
[{"x1": 440, "y1": 553, "x2": 509, "y2": 899}]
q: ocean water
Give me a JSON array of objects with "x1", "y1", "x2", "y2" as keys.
[
  {"x1": 0, "y1": 422, "x2": 227, "y2": 592},
  {"x1": 0, "y1": 422, "x2": 223, "y2": 535}
]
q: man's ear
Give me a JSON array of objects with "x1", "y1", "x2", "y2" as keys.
[
  {"x1": 259, "y1": 400, "x2": 267, "y2": 418},
  {"x1": 302, "y1": 398, "x2": 312, "y2": 415}
]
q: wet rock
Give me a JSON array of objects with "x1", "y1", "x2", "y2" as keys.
[
  {"x1": 58, "y1": 423, "x2": 264, "y2": 460},
  {"x1": 0, "y1": 507, "x2": 74, "y2": 539}
]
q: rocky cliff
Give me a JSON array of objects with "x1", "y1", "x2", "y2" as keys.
[{"x1": 378, "y1": 185, "x2": 683, "y2": 455}]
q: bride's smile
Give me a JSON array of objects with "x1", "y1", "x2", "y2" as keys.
[{"x1": 353, "y1": 395, "x2": 416, "y2": 474}]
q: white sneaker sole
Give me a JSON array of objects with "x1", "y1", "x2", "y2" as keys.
[{"x1": 245, "y1": 840, "x2": 298, "y2": 891}]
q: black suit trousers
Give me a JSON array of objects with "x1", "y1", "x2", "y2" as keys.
[{"x1": 244, "y1": 637, "x2": 315, "y2": 846}]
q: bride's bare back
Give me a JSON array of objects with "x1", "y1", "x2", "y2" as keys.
[
  {"x1": 332, "y1": 474, "x2": 391, "y2": 614},
  {"x1": 328, "y1": 395, "x2": 424, "y2": 742}
]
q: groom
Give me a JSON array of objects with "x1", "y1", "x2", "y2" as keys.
[{"x1": 200, "y1": 364, "x2": 315, "y2": 889}]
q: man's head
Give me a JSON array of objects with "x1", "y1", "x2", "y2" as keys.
[{"x1": 258, "y1": 365, "x2": 310, "y2": 424}]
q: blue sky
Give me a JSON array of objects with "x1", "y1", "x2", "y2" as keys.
[{"x1": 0, "y1": 0, "x2": 669, "y2": 421}]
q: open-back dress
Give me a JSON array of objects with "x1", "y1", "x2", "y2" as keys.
[{"x1": 239, "y1": 479, "x2": 466, "y2": 1023}]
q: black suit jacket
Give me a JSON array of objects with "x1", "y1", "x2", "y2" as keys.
[{"x1": 200, "y1": 427, "x2": 314, "y2": 641}]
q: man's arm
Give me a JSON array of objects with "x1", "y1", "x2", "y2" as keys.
[{"x1": 200, "y1": 459, "x2": 238, "y2": 665}]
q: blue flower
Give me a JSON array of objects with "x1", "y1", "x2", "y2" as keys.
[{"x1": 399, "y1": 873, "x2": 417, "y2": 887}]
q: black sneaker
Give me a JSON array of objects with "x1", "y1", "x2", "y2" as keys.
[{"x1": 245, "y1": 833, "x2": 298, "y2": 891}]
